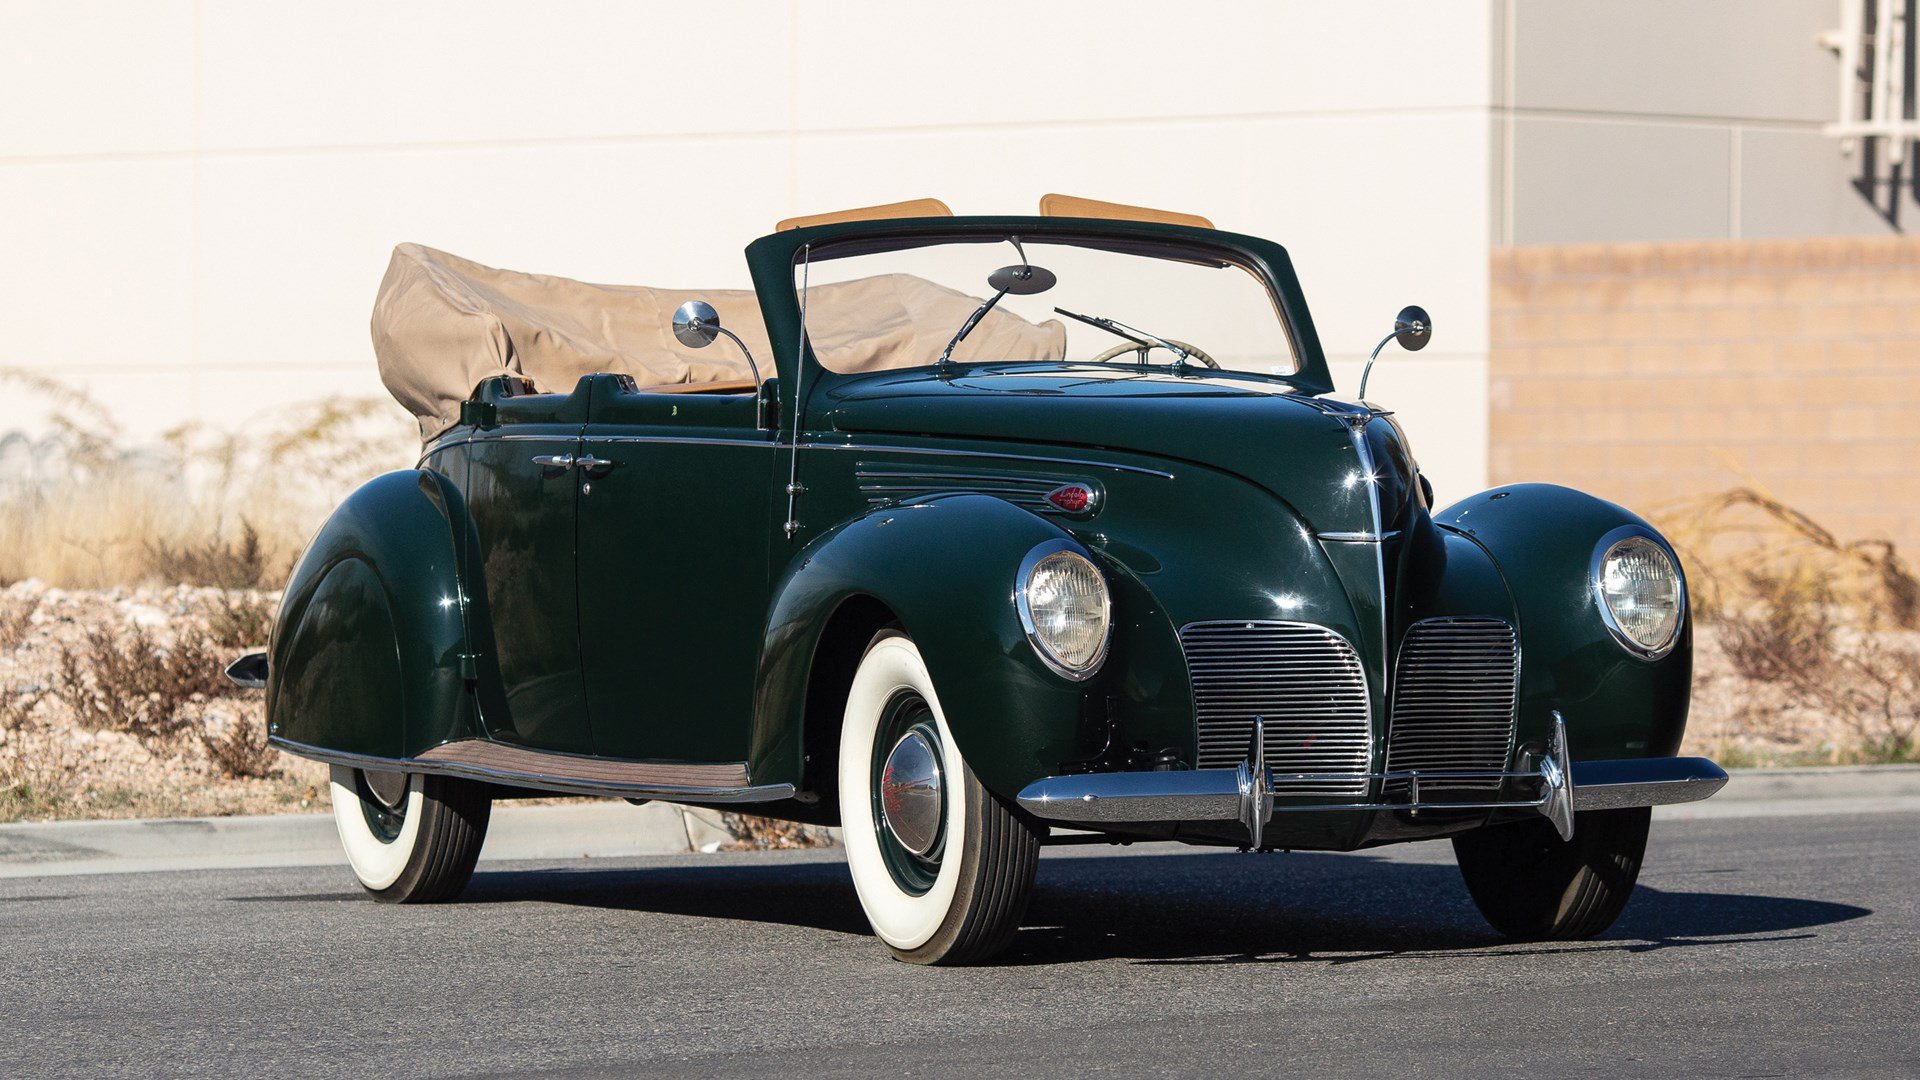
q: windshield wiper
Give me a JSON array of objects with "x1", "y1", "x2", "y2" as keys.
[{"x1": 1052, "y1": 307, "x2": 1192, "y2": 362}]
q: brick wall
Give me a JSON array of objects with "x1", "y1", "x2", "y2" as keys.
[{"x1": 1490, "y1": 236, "x2": 1920, "y2": 551}]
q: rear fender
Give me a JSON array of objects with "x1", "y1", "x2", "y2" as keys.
[{"x1": 267, "y1": 470, "x2": 477, "y2": 758}]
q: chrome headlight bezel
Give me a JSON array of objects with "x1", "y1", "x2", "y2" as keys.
[
  {"x1": 1014, "y1": 539, "x2": 1111, "y2": 681},
  {"x1": 1590, "y1": 525, "x2": 1687, "y2": 660}
]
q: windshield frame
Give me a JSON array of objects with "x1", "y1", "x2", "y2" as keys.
[{"x1": 743, "y1": 216, "x2": 1334, "y2": 399}]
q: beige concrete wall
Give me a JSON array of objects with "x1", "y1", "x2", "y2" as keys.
[
  {"x1": 0, "y1": 0, "x2": 1500, "y2": 495},
  {"x1": 1492, "y1": 0, "x2": 1897, "y2": 244},
  {"x1": 1490, "y1": 236, "x2": 1920, "y2": 551}
]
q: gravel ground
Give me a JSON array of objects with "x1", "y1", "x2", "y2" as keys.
[{"x1": 0, "y1": 581, "x2": 326, "y2": 822}]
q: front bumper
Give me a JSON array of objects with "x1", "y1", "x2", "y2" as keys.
[{"x1": 1015, "y1": 712, "x2": 1727, "y2": 848}]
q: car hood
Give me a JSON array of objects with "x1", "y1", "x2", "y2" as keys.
[{"x1": 816, "y1": 364, "x2": 1418, "y2": 541}]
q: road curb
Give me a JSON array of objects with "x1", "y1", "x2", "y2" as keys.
[
  {"x1": 2, "y1": 765, "x2": 1914, "y2": 878},
  {"x1": 0, "y1": 801, "x2": 745, "y2": 879}
]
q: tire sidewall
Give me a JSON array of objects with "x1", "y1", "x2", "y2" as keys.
[
  {"x1": 838, "y1": 632, "x2": 969, "y2": 952},
  {"x1": 329, "y1": 765, "x2": 426, "y2": 892}
]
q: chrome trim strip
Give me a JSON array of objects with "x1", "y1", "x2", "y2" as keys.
[
  {"x1": 1014, "y1": 754, "x2": 1725, "y2": 826},
  {"x1": 1568, "y1": 756, "x2": 1730, "y2": 810},
  {"x1": 268, "y1": 736, "x2": 798, "y2": 804},
  {"x1": 584, "y1": 435, "x2": 779, "y2": 449},
  {"x1": 810, "y1": 441, "x2": 1176, "y2": 480},
  {"x1": 425, "y1": 433, "x2": 1172, "y2": 480},
  {"x1": 1316, "y1": 530, "x2": 1405, "y2": 543}
]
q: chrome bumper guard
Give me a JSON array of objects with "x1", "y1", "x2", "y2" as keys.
[{"x1": 1016, "y1": 712, "x2": 1728, "y2": 848}]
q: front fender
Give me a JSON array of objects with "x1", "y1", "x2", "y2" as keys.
[
  {"x1": 267, "y1": 470, "x2": 476, "y2": 758},
  {"x1": 750, "y1": 495, "x2": 1103, "y2": 800},
  {"x1": 1436, "y1": 483, "x2": 1692, "y2": 759}
]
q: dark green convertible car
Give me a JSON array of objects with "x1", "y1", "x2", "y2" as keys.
[{"x1": 238, "y1": 195, "x2": 1726, "y2": 964}]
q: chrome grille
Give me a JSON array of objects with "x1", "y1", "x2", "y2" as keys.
[
  {"x1": 1180, "y1": 621, "x2": 1371, "y2": 795},
  {"x1": 855, "y1": 464, "x2": 1078, "y2": 514},
  {"x1": 1385, "y1": 617, "x2": 1520, "y2": 792}
]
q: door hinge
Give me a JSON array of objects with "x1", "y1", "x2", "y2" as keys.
[{"x1": 457, "y1": 652, "x2": 479, "y2": 681}]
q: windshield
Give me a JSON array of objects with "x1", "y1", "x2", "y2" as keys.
[{"x1": 795, "y1": 237, "x2": 1298, "y2": 378}]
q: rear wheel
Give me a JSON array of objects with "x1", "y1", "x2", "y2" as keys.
[
  {"x1": 329, "y1": 765, "x2": 491, "y2": 902},
  {"x1": 838, "y1": 631, "x2": 1040, "y2": 964},
  {"x1": 1452, "y1": 806, "x2": 1651, "y2": 939}
]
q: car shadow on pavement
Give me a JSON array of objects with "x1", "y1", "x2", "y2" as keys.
[
  {"x1": 428, "y1": 846, "x2": 1870, "y2": 967},
  {"x1": 1000, "y1": 851, "x2": 1870, "y2": 966}
]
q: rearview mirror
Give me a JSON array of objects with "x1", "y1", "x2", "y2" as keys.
[{"x1": 987, "y1": 263, "x2": 1057, "y2": 296}]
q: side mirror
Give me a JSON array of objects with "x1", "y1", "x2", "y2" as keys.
[
  {"x1": 1393, "y1": 305, "x2": 1431, "y2": 352},
  {"x1": 1358, "y1": 304, "x2": 1432, "y2": 401},
  {"x1": 672, "y1": 300, "x2": 723, "y2": 349},
  {"x1": 671, "y1": 299, "x2": 762, "y2": 386}
]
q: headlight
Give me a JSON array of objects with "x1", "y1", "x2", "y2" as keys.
[
  {"x1": 1593, "y1": 532, "x2": 1685, "y2": 658},
  {"x1": 1016, "y1": 541, "x2": 1110, "y2": 679}
]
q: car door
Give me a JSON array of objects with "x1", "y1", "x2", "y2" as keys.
[
  {"x1": 460, "y1": 380, "x2": 596, "y2": 754},
  {"x1": 574, "y1": 375, "x2": 777, "y2": 763}
]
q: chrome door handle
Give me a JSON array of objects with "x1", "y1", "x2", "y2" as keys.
[
  {"x1": 531, "y1": 453, "x2": 575, "y2": 469},
  {"x1": 574, "y1": 454, "x2": 614, "y2": 474}
]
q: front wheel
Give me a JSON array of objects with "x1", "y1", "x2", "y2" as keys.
[
  {"x1": 329, "y1": 765, "x2": 491, "y2": 902},
  {"x1": 1452, "y1": 806, "x2": 1651, "y2": 939},
  {"x1": 837, "y1": 631, "x2": 1040, "y2": 964}
]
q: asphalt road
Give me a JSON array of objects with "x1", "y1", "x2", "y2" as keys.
[{"x1": 2, "y1": 810, "x2": 1911, "y2": 1079}]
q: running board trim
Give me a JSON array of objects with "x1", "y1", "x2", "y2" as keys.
[{"x1": 268, "y1": 736, "x2": 796, "y2": 804}]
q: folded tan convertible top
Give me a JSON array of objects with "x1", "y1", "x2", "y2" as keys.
[{"x1": 372, "y1": 244, "x2": 1064, "y2": 439}]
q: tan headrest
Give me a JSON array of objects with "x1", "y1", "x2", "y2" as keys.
[
  {"x1": 777, "y1": 198, "x2": 954, "y2": 232},
  {"x1": 1038, "y1": 193, "x2": 1214, "y2": 230}
]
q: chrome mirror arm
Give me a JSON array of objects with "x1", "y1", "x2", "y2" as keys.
[
  {"x1": 1357, "y1": 329, "x2": 1398, "y2": 401},
  {"x1": 706, "y1": 325, "x2": 762, "y2": 387}
]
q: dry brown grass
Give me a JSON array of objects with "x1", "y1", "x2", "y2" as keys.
[
  {"x1": 1659, "y1": 487, "x2": 1920, "y2": 764},
  {"x1": 0, "y1": 368, "x2": 416, "y2": 590}
]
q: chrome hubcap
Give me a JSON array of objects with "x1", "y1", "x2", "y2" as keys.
[
  {"x1": 879, "y1": 730, "x2": 944, "y2": 857},
  {"x1": 360, "y1": 769, "x2": 409, "y2": 811}
]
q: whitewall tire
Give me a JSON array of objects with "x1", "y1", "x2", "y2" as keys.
[
  {"x1": 838, "y1": 631, "x2": 1040, "y2": 964},
  {"x1": 329, "y1": 765, "x2": 492, "y2": 902}
]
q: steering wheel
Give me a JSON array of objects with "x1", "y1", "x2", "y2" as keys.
[{"x1": 1090, "y1": 339, "x2": 1220, "y2": 369}]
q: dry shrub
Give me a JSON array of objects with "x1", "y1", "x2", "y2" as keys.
[
  {"x1": 1659, "y1": 487, "x2": 1920, "y2": 762},
  {"x1": 0, "y1": 683, "x2": 41, "y2": 733},
  {"x1": 0, "y1": 727, "x2": 81, "y2": 816},
  {"x1": 0, "y1": 596, "x2": 38, "y2": 651},
  {"x1": 196, "y1": 710, "x2": 279, "y2": 780},
  {"x1": 720, "y1": 812, "x2": 835, "y2": 850},
  {"x1": 1663, "y1": 487, "x2": 1919, "y2": 629},
  {"x1": 204, "y1": 590, "x2": 276, "y2": 650},
  {"x1": 148, "y1": 521, "x2": 277, "y2": 591},
  {"x1": 55, "y1": 625, "x2": 225, "y2": 744},
  {"x1": 51, "y1": 623, "x2": 278, "y2": 778}
]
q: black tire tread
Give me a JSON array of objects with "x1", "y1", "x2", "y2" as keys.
[
  {"x1": 367, "y1": 775, "x2": 491, "y2": 904},
  {"x1": 1452, "y1": 806, "x2": 1650, "y2": 940},
  {"x1": 935, "y1": 785, "x2": 1040, "y2": 965}
]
